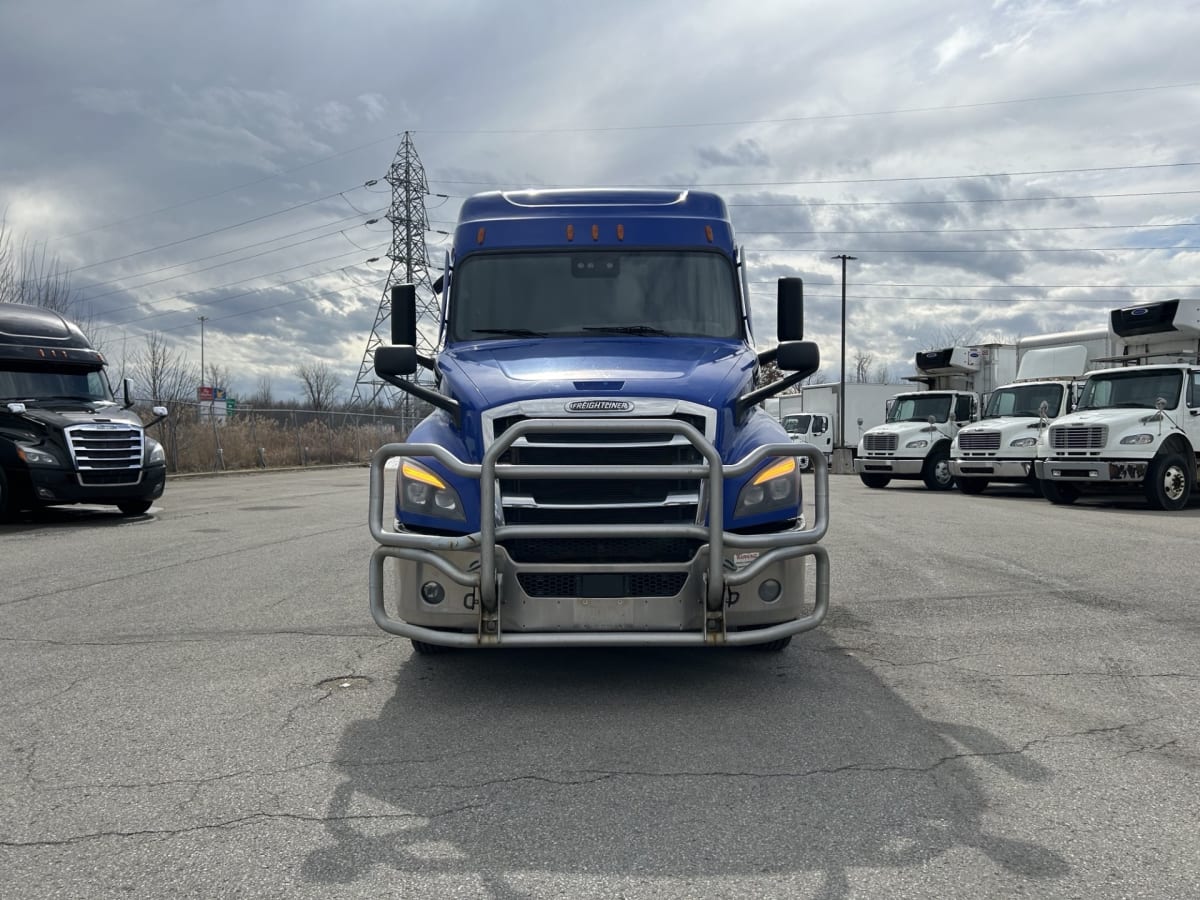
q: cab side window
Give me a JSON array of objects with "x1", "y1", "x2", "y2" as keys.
[
  {"x1": 1189, "y1": 371, "x2": 1200, "y2": 408},
  {"x1": 955, "y1": 395, "x2": 974, "y2": 422}
]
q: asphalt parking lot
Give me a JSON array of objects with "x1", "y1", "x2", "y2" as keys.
[{"x1": 1, "y1": 468, "x2": 1197, "y2": 899}]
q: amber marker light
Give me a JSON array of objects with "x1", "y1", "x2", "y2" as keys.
[
  {"x1": 753, "y1": 457, "x2": 797, "y2": 485},
  {"x1": 566, "y1": 224, "x2": 575, "y2": 241},
  {"x1": 591, "y1": 224, "x2": 599, "y2": 241},
  {"x1": 616, "y1": 224, "x2": 625, "y2": 240},
  {"x1": 401, "y1": 461, "x2": 448, "y2": 490},
  {"x1": 476, "y1": 227, "x2": 486, "y2": 244},
  {"x1": 704, "y1": 225, "x2": 714, "y2": 243}
]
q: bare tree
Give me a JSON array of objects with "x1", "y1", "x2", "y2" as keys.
[
  {"x1": 130, "y1": 332, "x2": 199, "y2": 408},
  {"x1": 871, "y1": 361, "x2": 892, "y2": 383},
  {"x1": 295, "y1": 361, "x2": 342, "y2": 411},
  {"x1": 922, "y1": 325, "x2": 980, "y2": 351},
  {"x1": 852, "y1": 349, "x2": 874, "y2": 383},
  {"x1": 0, "y1": 219, "x2": 98, "y2": 347},
  {"x1": 248, "y1": 374, "x2": 274, "y2": 408}
]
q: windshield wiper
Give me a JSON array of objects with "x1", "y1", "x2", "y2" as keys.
[
  {"x1": 471, "y1": 328, "x2": 548, "y2": 338},
  {"x1": 582, "y1": 325, "x2": 668, "y2": 336}
]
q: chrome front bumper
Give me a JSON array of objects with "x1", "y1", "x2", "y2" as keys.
[{"x1": 368, "y1": 418, "x2": 829, "y2": 648}]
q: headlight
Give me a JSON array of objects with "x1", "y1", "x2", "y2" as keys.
[
  {"x1": 399, "y1": 459, "x2": 465, "y2": 521},
  {"x1": 735, "y1": 457, "x2": 800, "y2": 518},
  {"x1": 1009, "y1": 436, "x2": 1038, "y2": 447},
  {"x1": 1120, "y1": 433, "x2": 1154, "y2": 445},
  {"x1": 144, "y1": 437, "x2": 166, "y2": 464},
  {"x1": 16, "y1": 444, "x2": 59, "y2": 466},
  {"x1": 905, "y1": 439, "x2": 928, "y2": 449}
]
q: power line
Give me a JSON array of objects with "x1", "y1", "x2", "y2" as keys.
[
  {"x1": 428, "y1": 160, "x2": 1200, "y2": 189},
  {"x1": 740, "y1": 222, "x2": 1199, "y2": 236},
  {"x1": 59, "y1": 179, "x2": 381, "y2": 276},
  {"x1": 744, "y1": 244, "x2": 1200, "y2": 254},
  {"x1": 410, "y1": 80, "x2": 1200, "y2": 135},
  {"x1": 52, "y1": 133, "x2": 403, "y2": 242}
]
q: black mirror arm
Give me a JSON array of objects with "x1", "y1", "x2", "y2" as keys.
[
  {"x1": 378, "y1": 372, "x2": 461, "y2": 428},
  {"x1": 736, "y1": 369, "x2": 811, "y2": 419}
]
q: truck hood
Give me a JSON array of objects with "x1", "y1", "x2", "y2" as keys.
[
  {"x1": 1048, "y1": 408, "x2": 1183, "y2": 443},
  {"x1": 960, "y1": 416, "x2": 1044, "y2": 435},
  {"x1": 440, "y1": 337, "x2": 752, "y2": 409},
  {"x1": 13, "y1": 404, "x2": 142, "y2": 431},
  {"x1": 861, "y1": 421, "x2": 951, "y2": 442}
]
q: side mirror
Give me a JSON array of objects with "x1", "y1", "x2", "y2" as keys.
[
  {"x1": 777, "y1": 277, "x2": 804, "y2": 341},
  {"x1": 776, "y1": 340, "x2": 819, "y2": 378},
  {"x1": 390, "y1": 284, "x2": 417, "y2": 347},
  {"x1": 432, "y1": 274, "x2": 444, "y2": 295},
  {"x1": 375, "y1": 345, "x2": 418, "y2": 378},
  {"x1": 122, "y1": 377, "x2": 135, "y2": 409},
  {"x1": 146, "y1": 406, "x2": 169, "y2": 427}
]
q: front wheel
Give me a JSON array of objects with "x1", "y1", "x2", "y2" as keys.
[
  {"x1": 859, "y1": 473, "x2": 891, "y2": 489},
  {"x1": 922, "y1": 449, "x2": 955, "y2": 491},
  {"x1": 1040, "y1": 478, "x2": 1079, "y2": 505},
  {"x1": 956, "y1": 477, "x2": 989, "y2": 495},
  {"x1": 1144, "y1": 452, "x2": 1193, "y2": 511},
  {"x1": 117, "y1": 500, "x2": 153, "y2": 517}
]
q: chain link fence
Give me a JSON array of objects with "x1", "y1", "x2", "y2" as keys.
[{"x1": 143, "y1": 402, "x2": 425, "y2": 474}]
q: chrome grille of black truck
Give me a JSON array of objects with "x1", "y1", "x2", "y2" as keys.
[{"x1": 65, "y1": 423, "x2": 143, "y2": 485}]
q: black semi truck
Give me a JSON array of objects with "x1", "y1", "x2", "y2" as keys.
[{"x1": 0, "y1": 302, "x2": 168, "y2": 518}]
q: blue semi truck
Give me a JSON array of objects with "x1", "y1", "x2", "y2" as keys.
[{"x1": 367, "y1": 189, "x2": 829, "y2": 651}]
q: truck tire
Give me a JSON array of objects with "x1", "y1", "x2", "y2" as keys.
[
  {"x1": 1040, "y1": 478, "x2": 1079, "y2": 505},
  {"x1": 796, "y1": 455, "x2": 811, "y2": 471},
  {"x1": 921, "y1": 449, "x2": 955, "y2": 491},
  {"x1": 117, "y1": 500, "x2": 153, "y2": 517},
  {"x1": 0, "y1": 470, "x2": 12, "y2": 521},
  {"x1": 1143, "y1": 451, "x2": 1192, "y2": 511},
  {"x1": 859, "y1": 473, "x2": 891, "y2": 489},
  {"x1": 955, "y1": 477, "x2": 989, "y2": 495}
]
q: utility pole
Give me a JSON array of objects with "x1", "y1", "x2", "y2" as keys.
[
  {"x1": 830, "y1": 255, "x2": 857, "y2": 456},
  {"x1": 350, "y1": 132, "x2": 440, "y2": 413},
  {"x1": 197, "y1": 315, "x2": 208, "y2": 395}
]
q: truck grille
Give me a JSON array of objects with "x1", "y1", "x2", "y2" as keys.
[
  {"x1": 65, "y1": 423, "x2": 144, "y2": 485},
  {"x1": 957, "y1": 431, "x2": 1001, "y2": 451},
  {"x1": 492, "y1": 413, "x2": 708, "y2": 528},
  {"x1": 518, "y1": 572, "x2": 688, "y2": 599},
  {"x1": 1050, "y1": 425, "x2": 1107, "y2": 451},
  {"x1": 863, "y1": 433, "x2": 897, "y2": 453}
]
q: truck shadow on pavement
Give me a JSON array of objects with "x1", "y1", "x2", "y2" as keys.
[{"x1": 302, "y1": 634, "x2": 1068, "y2": 898}]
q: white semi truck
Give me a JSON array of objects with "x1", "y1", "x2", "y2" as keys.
[
  {"x1": 950, "y1": 329, "x2": 1111, "y2": 495},
  {"x1": 854, "y1": 344, "x2": 1017, "y2": 490},
  {"x1": 1035, "y1": 299, "x2": 1200, "y2": 510}
]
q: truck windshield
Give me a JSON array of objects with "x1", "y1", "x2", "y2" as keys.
[
  {"x1": 0, "y1": 365, "x2": 113, "y2": 404},
  {"x1": 448, "y1": 250, "x2": 742, "y2": 341},
  {"x1": 886, "y1": 394, "x2": 952, "y2": 423},
  {"x1": 983, "y1": 383, "x2": 1064, "y2": 418},
  {"x1": 1076, "y1": 369, "x2": 1183, "y2": 410},
  {"x1": 782, "y1": 414, "x2": 811, "y2": 433}
]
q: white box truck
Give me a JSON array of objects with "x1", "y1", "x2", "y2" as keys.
[
  {"x1": 950, "y1": 329, "x2": 1112, "y2": 495},
  {"x1": 854, "y1": 344, "x2": 1017, "y2": 490},
  {"x1": 1035, "y1": 299, "x2": 1200, "y2": 510}
]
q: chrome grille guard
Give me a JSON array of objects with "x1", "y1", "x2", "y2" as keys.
[{"x1": 368, "y1": 417, "x2": 829, "y2": 647}]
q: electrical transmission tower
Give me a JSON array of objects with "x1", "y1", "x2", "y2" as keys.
[{"x1": 350, "y1": 131, "x2": 440, "y2": 409}]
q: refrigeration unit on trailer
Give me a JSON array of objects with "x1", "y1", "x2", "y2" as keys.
[{"x1": 1035, "y1": 299, "x2": 1200, "y2": 510}]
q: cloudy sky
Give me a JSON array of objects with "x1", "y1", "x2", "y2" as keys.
[{"x1": 2, "y1": 0, "x2": 1199, "y2": 403}]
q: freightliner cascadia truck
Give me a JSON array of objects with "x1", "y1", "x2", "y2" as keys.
[
  {"x1": 367, "y1": 189, "x2": 829, "y2": 651},
  {"x1": 0, "y1": 302, "x2": 168, "y2": 518},
  {"x1": 854, "y1": 345, "x2": 1016, "y2": 490},
  {"x1": 1036, "y1": 299, "x2": 1200, "y2": 510}
]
